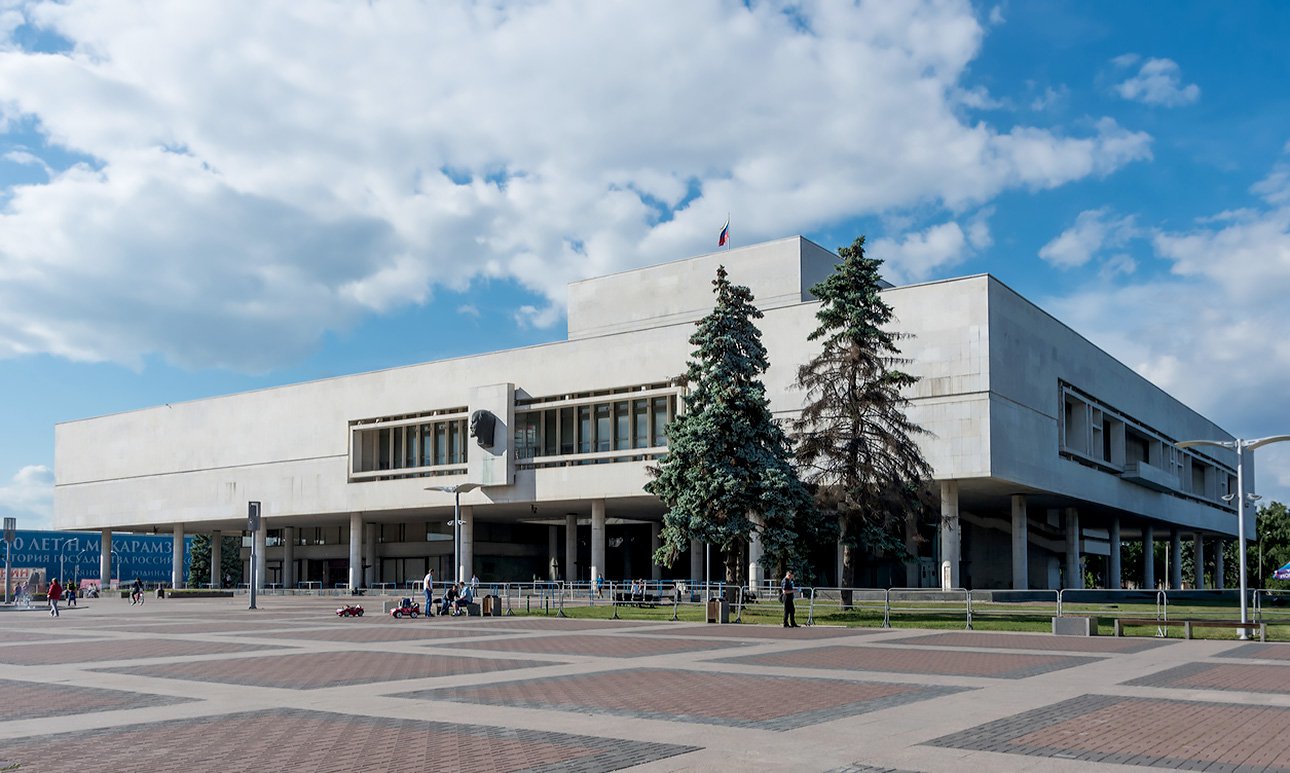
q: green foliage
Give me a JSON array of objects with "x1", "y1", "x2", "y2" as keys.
[
  {"x1": 792, "y1": 236, "x2": 933, "y2": 585},
  {"x1": 647, "y1": 265, "x2": 821, "y2": 580},
  {"x1": 188, "y1": 534, "x2": 243, "y2": 588}
]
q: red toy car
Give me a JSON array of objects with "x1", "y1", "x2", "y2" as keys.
[
  {"x1": 336, "y1": 604, "x2": 364, "y2": 617},
  {"x1": 390, "y1": 598, "x2": 420, "y2": 618}
]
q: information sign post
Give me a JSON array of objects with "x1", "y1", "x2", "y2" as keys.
[
  {"x1": 248, "y1": 502, "x2": 261, "y2": 610},
  {"x1": 3, "y1": 517, "x2": 14, "y2": 605}
]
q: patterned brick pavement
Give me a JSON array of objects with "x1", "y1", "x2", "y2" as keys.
[
  {"x1": 97, "y1": 650, "x2": 553, "y2": 689},
  {"x1": 1124, "y1": 661, "x2": 1290, "y2": 694},
  {"x1": 0, "y1": 708, "x2": 700, "y2": 773},
  {"x1": 457, "y1": 617, "x2": 650, "y2": 631},
  {"x1": 928, "y1": 694, "x2": 1290, "y2": 770},
  {"x1": 1218, "y1": 642, "x2": 1290, "y2": 661},
  {"x1": 396, "y1": 668, "x2": 969, "y2": 730},
  {"x1": 887, "y1": 630, "x2": 1173, "y2": 653},
  {"x1": 717, "y1": 644, "x2": 1099, "y2": 678},
  {"x1": 0, "y1": 678, "x2": 195, "y2": 721},
  {"x1": 0, "y1": 629, "x2": 93, "y2": 643},
  {"x1": 244, "y1": 625, "x2": 487, "y2": 643},
  {"x1": 640, "y1": 624, "x2": 879, "y2": 640},
  {"x1": 0, "y1": 638, "x2": 283, "y2": 666},
  {"x1": 431, "y1": 634, "x2": 749, "y2": 658}
]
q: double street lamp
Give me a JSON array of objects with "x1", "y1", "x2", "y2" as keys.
[
  {"x1": 1177, "y1": 435, "x2": 1290, "y2": 638},
  {"x1": 426, "y1": 483, "x2": 481, "y2": 584}
]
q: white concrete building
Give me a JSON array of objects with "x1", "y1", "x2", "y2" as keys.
[{"x1": 54, "y1": 237, "x2": 1244, "y2": 592}]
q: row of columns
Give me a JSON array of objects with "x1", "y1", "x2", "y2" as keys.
[{"x1": 939, "y1": 482, "x2": 1231, "y2": 591}]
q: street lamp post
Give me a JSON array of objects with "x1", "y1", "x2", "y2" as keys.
[
  {"x1": 426, "y1": 483, "x2": 481, "y2": 584},
  {"x1": 1178, "y1": 435, "x2": 1290, "y2": 638}
]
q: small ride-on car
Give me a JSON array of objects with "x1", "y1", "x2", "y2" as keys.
[
  {"x1": 390, "y1": 598, "x2": 421, "y2": 618},
  {"x1": 336, "y1": 604, "x2": 364, "y2": 617}
]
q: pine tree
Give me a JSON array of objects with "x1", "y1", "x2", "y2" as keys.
[
  {"x1": 187, "y1": 534, "x2": 243, "y2": 588},
  {"x1": 792, "y1": 236, "x2": 932, "y2": 592},
  {"x1": 647, "y1": 265, "x2": 820, "y2": 583}
]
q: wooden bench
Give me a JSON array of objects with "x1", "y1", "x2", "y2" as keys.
[
  {"x1": 1112, "y1": 618, "x2": 1166, "y2": 637},
  {"x1": 1181, "y1": 619, "x2": 1266, "y2": 642},
  {"x1": 1113, "y1": 617, "x2": 1267, "y2": 642}
]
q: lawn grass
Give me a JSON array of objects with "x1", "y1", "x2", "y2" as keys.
[{"x1": 500, "y1": 594, "x2": 1290, "y2": 641}]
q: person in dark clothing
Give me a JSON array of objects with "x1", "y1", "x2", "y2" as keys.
[{"x1": 781, "y1": 570, "x2": 799, "y2": 628}]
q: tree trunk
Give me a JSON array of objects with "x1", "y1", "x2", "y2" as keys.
[{"x1": 841, "y1": 542, "x2": 856, "y2": 609}]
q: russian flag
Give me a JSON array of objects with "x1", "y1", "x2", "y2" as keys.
[{"x1": 718, "y1": 218, "x2": 730, "y2": 247}]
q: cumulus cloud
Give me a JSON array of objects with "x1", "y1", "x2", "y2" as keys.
[
  {"x1": 872, "y1": 212, "x2": 993, "y2": 284},
  {"x1": 1039, "y1": 207, "x2": 1139, "y2": 269},
  {"x1": 0, "y1": 464, "x2": 53, "y2": 529},
  {"x1": 1113, "y1": 56, "x2": 1200, "y2": 107},
  {"x1": 0, "y1": 1, "x2": 1152, "y2": 372}
]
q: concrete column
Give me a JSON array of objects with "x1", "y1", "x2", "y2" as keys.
[
  {"x1": 590, "y1": 499, "x2": 606, "y2": 587},
  {"x1": 210, "y1": 530, "x2": 222, "y2": 588},
  {"x1": 1215, "y1": 539, "x2": 1225, "y2": 590},
  {"x1": 1170, "y1": 529, "x2": 1183, "y2": 589},
  {"x1": 460, "y1": 505, "x2": 474, "y2": 584},
  {"x1": 747, "y1": 519, "x2": 763, "y2": 591},
  {"x1": 650, "y1": 522, "x2": 662, "y2": 581},
  {"x1": 348, "y1": 513, "x2": 362, "y2": 591},
  {"x1": 364, "y1": 523, "x2": 377, "y2": 586},
  {"x1": 1011, "y1": 495, "x2": 1029, "y2": 590},
  {"x1": 1143, "y1": 526, "x2": 1155, "y2": 589},
  {"x1": 1194, "y1": 533, "x2": 1206, "y2": 590},
  {"x1": 548, "y1": 525, "x2": 559, "y2": 581},
  {"x1": 565, "y1": 513, "x2": 577, "y2": 582},
  {"x1": 1108, "y1": 518, "x2": 1122, "y2": 590},
  {"x1": 100, "y1": 530, "x2": 112, "y2": 587},
  {"x1": 172, "y1": 524, "x2": 185, "y2": 589},
  {"x1": 939, "y1": 480, "x2": 960, "y2": 589},
  {"x1": 690, "y1": 538, "x2": 703, "y2": 582},
  {"x1": 254, "y1": 518, "x2": 267, "y2": 591},
  {"x1": 1064, "y1": 507, "x2": 1082, "y2": 590},
  {"x1": 282, "y1": 527, "x2": 295, "y2": 589}
]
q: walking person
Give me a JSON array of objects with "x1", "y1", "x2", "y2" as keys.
[
  {"x1": 781, "y1": 570, "x2": 799, "y2": 628},
  {"x1": 47, "y1": 577, "x2": 63, "y2": 618}
]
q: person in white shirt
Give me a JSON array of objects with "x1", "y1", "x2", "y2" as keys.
[{"x1": 422, "y1": 570, "x2": 434, "y2": 613}]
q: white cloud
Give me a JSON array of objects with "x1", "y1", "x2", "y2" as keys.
[
  {"x1": 0, "y1": 1, "x2": 1152, "y2": 371},
  {"x1": 0, "y1": 464, "x2": 53, "y2": 530},
  {"x1": 1039, "y1": 207, "x2": 1138, "y2": 269},
  {"x1": 456, "y1": 304, "x2": 480, "y2": 318},
  {"x1": 1114, "y1": 56, "x2": 1200, "y2": 107},
  {"x1": 872, "y1": 220, "x2": 972, "y2": 284}
]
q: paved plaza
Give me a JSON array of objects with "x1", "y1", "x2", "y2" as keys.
[{"x1": 3, "y1": 597, "x2": 1290, "y2": 772}]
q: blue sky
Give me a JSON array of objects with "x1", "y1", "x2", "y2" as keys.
[{"x1": 3, "y1": 0, "x2": 1290, "y2": 529}]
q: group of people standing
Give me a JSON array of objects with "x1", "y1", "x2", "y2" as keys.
[{"x1": 422, "y1": 570, "x2": 480, "y2": 616}]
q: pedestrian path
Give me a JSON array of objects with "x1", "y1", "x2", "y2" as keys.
[{"x1": 1, "y1": 596, "x2": 1288, "y2": 771}]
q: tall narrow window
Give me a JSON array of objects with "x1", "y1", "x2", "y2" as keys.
[
  {"x1": 633, "y1": 399, "x2": 649, "y2": 448},
  {"x1": 595, "y1": 404, "x2": 612, "y2": 452},
  {"x1": 615, "y1": 401, "x2": 630, "y2": 450},
  {"x1": 652, "y1": 397, "x2": 669, "y2": 446},
  {"x1": 377, "y1": 428, "x2": 391, "y2": 470},
  {"x1": 543, "y1": 410, "x2": 558, "y2": 456},
  {"x1": 578, "y1": 406, "x2": 591, "y2": 453},
  {"x1": 435, "y1": 422, "x2": 448, "y2": 466},
  {"x1": 421, "y1": 424, "x2": 434, "y2": 466},
  {"x1": 560, "y1": 407, "x2": 576, "y2": 455}
]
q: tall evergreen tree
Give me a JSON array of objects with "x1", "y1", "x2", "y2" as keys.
[
  {"x1": 647, "y1": 265, "x2": 821, "y2": 582},
  {"x1": 793, "y1": 236, "x2": 932, "y2": 591},
  {"x1": 188, "y1": 534, "x2": 243, "y2": 588}
]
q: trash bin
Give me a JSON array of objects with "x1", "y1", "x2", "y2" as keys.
[
  {"x1": 706, "y1": 597, "x2": 729, "y2": 624},
  {"x1": 489, "y1": 594, "x2": 501, "y2": 616},
  {"x1": 481, "y1": 596, "x2": 492, "y2": 616}
]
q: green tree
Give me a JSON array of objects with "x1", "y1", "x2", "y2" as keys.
[
  {"x1": 647, "y1": 265, "x2": 822, "y2": 583},
  {"x1": 188, "y1": 534, "x2": 243, "y2": 588},
  {"x1": 792, "y1": 236, "x2": 932, "y2": 592}
]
